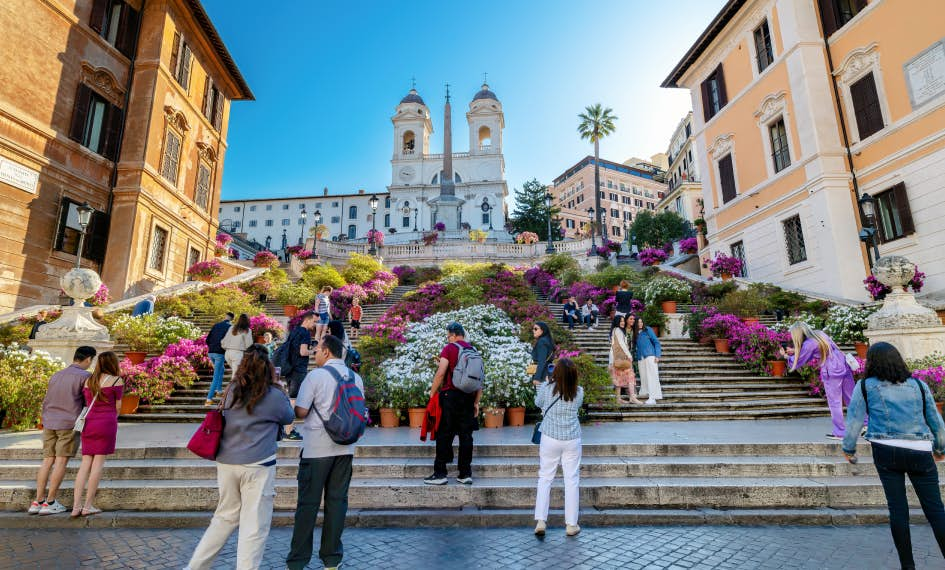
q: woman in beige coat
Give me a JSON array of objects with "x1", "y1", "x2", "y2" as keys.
[{"x1": 220, "y1": 313, "x2": 253, "y2": 380}]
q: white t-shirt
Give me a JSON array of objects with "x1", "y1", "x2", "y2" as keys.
[{"x1": 295, "y1": 358, "x2": 364, "y2": 459}]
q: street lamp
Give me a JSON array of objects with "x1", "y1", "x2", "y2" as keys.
[
  {"x1": 545, "y1": 193, "x2": 555, "y2": 254},
  {"x1": 481, "y1": 197, "x2": 494, "y2": 231},
  {"x1": 413, "y1": 207, "x2": 419, "y2": 232},
  {"x1": 624, "y1": 222, "x2": 631, "y2": 253},
  {"x1": 299, "y1": 207, "x2": 307, "y2": 246},
  {"x1": 858, "y1": 192, "x2": 881, "y2": 265},
  {"x1": 587, "y1": 207, "x2": 596, "y2": 249},
  {"x1": 74, "y1": 202, "x2": 94, "y2": 269},
  {"x1": 313, "y1": 209, "x2": 321, "y2": 259},
  {"x1": 368, "y1": 194, "x2": 379, "y2": 256}
]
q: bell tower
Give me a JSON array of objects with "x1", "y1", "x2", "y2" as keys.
[
  {"x1": 391, "y1": 87, "x2": 432, "y2": 159},
  {"x1": 467, "y1": 83, "x2": 504, "y2": 155}
]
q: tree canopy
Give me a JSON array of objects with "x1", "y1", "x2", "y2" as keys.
[
  {"x1": 628, "y1": 210, "x2": 690, "y2": 248},
  {"x1": 509, "y1": 178, "x2": 561, "y2": 241}
]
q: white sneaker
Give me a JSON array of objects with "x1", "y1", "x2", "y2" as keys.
[
  {"x1": 644, "y1": 399, "x2": 656, "y2": 405},
  {"x1": 27, "y1": 501, "x2": 43, "y2": 515},
  {"x1": 566, "y1": 524, "x2": 581, "y2": 536},
  {"x1": 38, "y1": 500, "x2": 67, "y2": 515},
  {"x1": 534, "y1": 520, "x2": 546, "y2": 535}
]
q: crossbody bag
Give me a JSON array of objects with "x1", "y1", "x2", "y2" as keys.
[{"x1": 531, "y1": 394, "x2": 562, "y2": 445}]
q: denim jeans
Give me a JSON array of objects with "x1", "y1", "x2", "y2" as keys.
[
  {"x1": 871, "y1": 442, "x2": 945, "y2": 569},
  {"x1": 207, "y1": 353, "x2": 226, "y2": 400},
  {"x1": 564, "y1": 313, "x2": 577, "y2": 330},
  {"x1": 286, "y1": 455, "x2": 353, "y2": 570},
  {"x1": 582, "y1": 313, "x2": 597, "y2": 327}
]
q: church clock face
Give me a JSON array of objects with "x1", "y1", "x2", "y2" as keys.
[{"x1": 399, "y1": 166, "x2": 415, "y2": 181}]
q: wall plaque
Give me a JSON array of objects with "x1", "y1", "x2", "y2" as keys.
[
  {"x1": 0, "y1": 156, "x2": 39, "y2": 194},
  {"x1": 904, "y1": 40, "x2": 945, "y2": 110}
]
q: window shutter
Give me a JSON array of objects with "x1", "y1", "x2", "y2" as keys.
[
  {"x1": 54, "y1": 199, "x2": 72, "y2": 251},
  {"x1": 89, "y1": 0, "x2": 109, "y2": 33},
  {"x1": 170, "y1": 32, "x2": 181, "y2": 79},
  {"x1": 69, "y1": 84, "x2": 93, "y2": 142},
  {"x1": 202, "y1": 78, "x2": 212, "y2": 117},
  {"x1": 891, "y1": 182, "x2": 915, "y2": 236},
  {"x1": 700, "y1": 80, "x2": 711, "y2": 122},
  {"x1": 854, "y1": 0, "x2": 868, "y2": 10},
  {"x1": 718, "y1": 154, "x2": 736, "y2": 203},
  {"x1": 715, "y1": 64, "x2": 728, "y2": 107},
  {"x1": 115, "y1": 4, "x2": 140, "y2": 58},
  {"x1": 86, "y1": 210, "x2": 110, "y2": 264},
  {"x1": 180, "y1": 44, "x2": 192, "y2": 90},
  {"x1": 817, "y1": 0, "x2": 839, "y2": 37},
  {"x1": 851, "y1": 73, "x2": 883, "y2": 140},
  {"x1": 213, "y1": 92, "x2": 224, "y2": 131},
  {"x1": 101, "y1": 104, "x2": 123, "y2": 161}
]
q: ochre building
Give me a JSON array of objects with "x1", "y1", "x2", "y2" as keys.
[
  {"x1": 0, "y1": 0, "x2": 252, "y2": 312},
  {"x1": 663, "y1": 0, "x2": 945, "y2": 300}
]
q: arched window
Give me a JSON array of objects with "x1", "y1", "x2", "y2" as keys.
[
  {"x1": 347, "y1": 224, "x2": 356, "y2": 239},
  {"x1": 402, "y1": 131, "x2": 415, "y2": 154},
  {"x1": 349, "y1": 205, "x2": 357, "y2": 219},
  {"x1": 384, "y1": 196, "x2": 391, "y2": 208},
  {"x1": 478, "y1": 126, "x2": 492, "y2": 149},
  {"x1": 431, "y1": 173, "x2": 438, "y2": 184},
  {"x1": 432, "y1": 171, "x2": 461, "y2": 184},
  {"x1": 454, "y1": 172, "x2": 462, "y2": 183}
]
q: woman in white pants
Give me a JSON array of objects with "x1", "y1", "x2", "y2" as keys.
[
  {"x1": 631, "y1": 315, "x2": 662, "y2": 404},
  {"x1": 221, "y1": 313, "x2": 253, "y2": 380},
  {"x1": 532, "y1": 357, "x2": 584, "y2": 537},
  {"x1": 186, "y1": 345, "x2": 295, "y2": 570}
]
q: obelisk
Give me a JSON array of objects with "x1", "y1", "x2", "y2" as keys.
[{"x1": 441, "y1": 85, "x2": 455, "y2": 197}]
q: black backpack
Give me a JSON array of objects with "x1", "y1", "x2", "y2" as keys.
[
  {"x1": 272, "y1": 328, "x2": 298, "y2": 375},
  {"x1": 344, "y1": 345, "x2": 362, "y2": 372}
]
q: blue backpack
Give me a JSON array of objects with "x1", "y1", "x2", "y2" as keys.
[{"x1": 311, "y1": 365, "x2": 368, "y2": 445}]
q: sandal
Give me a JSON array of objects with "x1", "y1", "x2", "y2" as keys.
[
  {"x1": 81, "y1": 506, "x2": 102, "y2": 517},
  {"x1": 70, "y1": 507, "x2": 82, "y2": 518}
]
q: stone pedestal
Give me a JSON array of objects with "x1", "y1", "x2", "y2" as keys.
[
  {"x1": 664, "y1": 313, "x2": 689, "y2": 339},
  {"x1": 865, "y1": 326, "x2": 945, "y2": 360}
]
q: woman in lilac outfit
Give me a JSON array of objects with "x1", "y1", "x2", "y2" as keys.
[{"x1": 782, "y1": 322, "x2": 855, "y2": 440}]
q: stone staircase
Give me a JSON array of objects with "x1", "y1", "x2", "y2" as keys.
[
  {"x1": 2, "y1": 435, "x2": 942, "y2": 528},
  {"x1": 355, "y1": 285, "x2": 416, "y2": 332},
  {"x1": 535, "y1": 290, "x2": 829, "y2": 421}
]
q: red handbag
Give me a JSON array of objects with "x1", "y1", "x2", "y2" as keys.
[{"x1": 187, "y1": 398, "x2": 226, "y2": 460}]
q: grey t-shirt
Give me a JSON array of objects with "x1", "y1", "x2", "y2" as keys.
[{"x1": 296, "y1": 359, "x2": 364, "y2": 458}]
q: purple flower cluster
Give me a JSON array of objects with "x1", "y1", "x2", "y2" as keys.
[
  {"x1": 163, "y1": 337, "x2": 211, "y2": 370},
  {"x1": 434, "y1": 222, "x2": 446, "y2": 231},
  {"x1": 392, "y1": 265, "x2": 416, "y2": 281},
  {"x1": 680, "y1": 237, "x2": 698, "y2": 254},
  {"x1": 728, "y1": 322, "x2": 791, "y2": 374},
  {"x1": 700, "y1": 312, "x2": 743, "y2": 339},
  {"x1": 524, "y1": 267, "x2": 558, "y2": 297},
  {"x1": 330, "y1": 284, "x2": 367, "y2": 320},
  {"x1": 638, "y1": 248, "x2": 668, "y2": 267},
  {"x1": 363, "y1": 270, "x2": 398, "y2": 303},
  {"x1": 863, "y1": 266, "x2": 926, "y2": 300},
  {"x1": 249, "y1": 314, "x2": 285, "y2": 338},
  {"x1": 709, "y1": 252, "x2": 743, "y2": 276}
]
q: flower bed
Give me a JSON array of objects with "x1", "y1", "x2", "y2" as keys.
[
  {"x1": 110, "y1": 314, "x2": 202, "y2": 353},
  {"x1": 162, "y1": 337, "x2": 211, "y2": 370},
  {"x1": 638, "y1": 248, "x2": 668, "y2": 267},
  {"x1": 330, "y1": 284, "x2": 367, "y2": 320},
  {"x1": 253, "y1": 250, "x2": 279, "y2": 268},
  {"x1": 187, "y1": 259, "x2": 224, "y2": 281},
  {"x1": 0, "y1": 346, "x2": 64, "y2": 430},
  {"x1": 822, "y1": 305, "x2": 876, "y2": 344}
]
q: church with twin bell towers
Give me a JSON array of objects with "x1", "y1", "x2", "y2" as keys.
[{"x1": 386, "y1": 82, "x2": 510, "y2": 242}]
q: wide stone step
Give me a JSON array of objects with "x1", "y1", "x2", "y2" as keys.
[
  {"x1": 658, "y1": 382, "x2": 810, "y2": 391},
  {"x1": 588, "y1": 407, "x2": 829, "y2": 421},
  {"x1": 659, "y1": 390, "x2": 813, "y2": 402}
]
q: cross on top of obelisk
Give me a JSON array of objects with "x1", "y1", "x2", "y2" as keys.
[
  {"x1": 445, "y1": 83, "x2": 450, "y2": 103},
  {"x1": 483, "y1": 72, "x2": 488, "y2": 84}
]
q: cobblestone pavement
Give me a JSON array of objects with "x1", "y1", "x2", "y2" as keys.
[{"x1": 1, "y1": 524, "x2": 940, "y2": 569}]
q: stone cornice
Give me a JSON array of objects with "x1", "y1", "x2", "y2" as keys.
[{"x1": 81, "y1": 62, "x2": 126, "y2": 107}]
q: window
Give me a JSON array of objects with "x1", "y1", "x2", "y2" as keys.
[
  {"x1": 265, "y1": 205, "x2": 272, "y2": 211},
  {"x1": 718, "y1": 154, "x2": 737, "y2": 203},
  {"x1": 623, "y1": 211, "x2": 632, "y2": 221},
  {"x1": 315, "y1": 202, "x2": 322, "y2": 208},
  {"x1": 635, "y1": 199, "x2": 643, "y2": 207},
  {"x1": 349, "y1": 205, "x2": 357, "y2": 219},
  {"x1": 700, "y1": 64, "x2": 728, "y2": 121},
  {"x1": 612, "y1": 226, "x2": 622, "y2": 237},
  {"x1": 298, "y1": 203, "x2": 305, "y2": 209},
  {"x1": 265, "y1": 219, "x2": 273, "y2": 227},
  {"x1": 566, "y1": 219, "x2": 575, "y2": 229},
  {"x1": 347, "y1": 224, "x2": 356, "y2": 239},
  {"x1": 730, "y1": 241, "x2": 747, "y2": 277},
  {"x1": 281, "y1": 219, "x2": 290, "y2": 226},
  {"x1": 201, "y1": 79, "x2": 225, "y2": 131},
  {"x1": 160, "y1": 128, "x2": 181, "y2": 184},
  {"x1": 482, "y1": 213, "x2": 489, "y2": 224},
  {"x1": 232, "y1": 221, "x2": 240, "y2": 229},
  {"x1": 850, "y1": 72, "x2": 885, "y2": 140},
  {"x1": 169, "y1": 32, "x2": 192, "y2": 90},
  {"x1": 599, "y1": 191, "x2": 605, "y2": 199},
  {"x1": 782, "y1": 215, "x2": 807, "y2": 264},
  {"x1": 769, "y1": 118, "x2": 791, "y2": 173},
  {"x1": 385, "y1": 196, "x2": 391, "y2": 209},
  {"x1": 233, "y1": 206, "x2": 241, "y2": 212},
  {"x1": 282, "y1": 204, "x2": 289, "y2": 210},
  {"x1": 874, "y1": 183, "x2": 915, "y2": 243},
  {"x1": 331, "y1": 216, "x2": 340, "y2": 224},
  {"x1": 611, "y1": 208, "x2": 619, "y2": 219},
  {"x1": 754, "y1": 20, "x2": 774, "y2": 73},
  {"x1": 818, "y1": 0, "x2": 867, "y2": 37},
  {"x1": 402, "y1": 216, "x2": 410, "y2": 228},
  {"x1": 332, "y1": 201, "x2": 339, "y2": 207},
  {"x1": 675, "y1": 196, "x2": 684, "y2": 214},
  {"x1": 248, "y1": 220, "x2": 257, "y2": 227},
  {"x1": 186, "y1": 247, "x2": 200, "y2": 277},
  {"x1": 249, "y1": 205, "x2": 256, "y2": 212},
  {"x1": 89, "y1": 0, "x2": 139, "y2": 57},
  {"x1": 609, "y1": 193, "x2": 618, "y2": 201},
  {"x1": 54, "y1": 199, "x2": 108, "y2": 263},
  {"x1": 194, "y1": 163, "x2": 211, "y2": 210},
  {"x1": 384, "y1": 213, "x2": 390, "y2": 227},
  {"x1": 148, "y1": 226, "x2": 168, "y2": 272},
  {"x1": 68, "y1": 84, "x2": 122, "y2": 160}
]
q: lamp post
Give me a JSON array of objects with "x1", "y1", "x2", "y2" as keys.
[
  {"x1": 368, "y1": 194, "x2": 379, "y2": 256},
  {"x1": 544, "y1": 193, "x2": 555, "y2": 254},
  {"x1": 587, "y1": 207, "x2": 596, "y2": 250},
  {"x1": 858, "y1": 192, "x2": 881, "y2": 266},
  {"x1": 413, "y1": 207, "x2": 419, "y2": 232},
  {"x1": 313, "y1": 210, "x2": 321, "y2": 259},
  {"x1": 299, "y1": 207, "x2": 307, "y2": 246},
  {"x1": 481, "y1": 197, "x2": 494, "y2": 231},
  {"x1": 74, "y1": 202, "x2": 94, "y2": 269},
  {"x1": 624, "y1": 222, "x2": 631, "y2": 254}
]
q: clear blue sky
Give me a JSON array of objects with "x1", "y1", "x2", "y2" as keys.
[{"x1": 202, "y1": 0, "x2": 725, "y2": 204}]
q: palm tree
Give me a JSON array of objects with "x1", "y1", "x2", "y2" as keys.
[{"x1": 578, "y1": 104, "x2": 618, "y2": 242}]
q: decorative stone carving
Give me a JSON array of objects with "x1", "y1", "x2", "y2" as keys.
[
  {"x1": 754, "y1": 91, "x2": 787, "y2": 124},
  {"x1": 30, "y1": 268, "x2": 114, "y2": 362},
  {"x1": 80, "y1": 62, "x2": 125, "y2": 107},
  {"x1": 163, "y1": 105, "x2": 191, "y2": 132},
  {"x1": 60, "y1": 267, "x2": 101, "y2": 302},
  {"x1": 708, "y1": 133, "x2": 735, "y2": 160},
  {"x1": 833, "y1": 42, "x2": 880, "y2": 84},
  {"x1": 196, "y1": 140, "x2": 217, "y2": 162}
]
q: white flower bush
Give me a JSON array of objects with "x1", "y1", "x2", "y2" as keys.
[
  {"x1": 641, "y1": 275, "x2": 692, "y2": 305},
  {"x1": 379, "y1": 305, "x2": 533, "y2": 409},
  {"x1": 770, "y1": 311, "x2": 826, "y2": 333},
  {"x1": 823, "y1": 305, "x2": 877, "y2": 344}
]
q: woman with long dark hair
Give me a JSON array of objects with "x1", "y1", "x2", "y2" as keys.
[
  {"x1": 221, "y1": 313, "x2": 253, "y2": 381},
  {"x1": 843, "y1": 342, "x2": 945, "y2": 569},
  {"x1": 188, "y1": 345, "x2": 295, "y2": 569},
  {"x1": 530, "y1": 321, "x2": 555, "y2": 384},
  {"x1": 631, "y1": 315, "x2": 662, "y2": 405},
  {"x1": 532, "y1": 358, "x2": 584, "y2": 537},
  {"x1": 609, "y1": 315, "x2": 640, "y2": 405},
  {"x1": 70, "y1": 351, "x2": 122, "y2": 517}
]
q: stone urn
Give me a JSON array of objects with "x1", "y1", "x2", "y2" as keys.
[
  {"x1": 61, "y1": 268, "x2": 102, "y2": 303},
  {"x1": 29, "y1": 268, "x2": 114, "y2": 363}
]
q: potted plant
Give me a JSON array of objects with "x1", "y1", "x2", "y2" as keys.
[
  {"x1": 640, "y1": 303, "x2": 667, "y2": 338},
  {"x1": 864, "y1": 266, "x2": 925, "y2": 301},
  {"x1": 249, "y1": 314, "x2": 285, "y2": 343},
  {"x1": 366, "y1": 228, "x2": 385, "y2": 248},
  {"x1": 694, "y1": 217, "x2": 707, "y2": 234},
  {"x1": 716, "y1": 289, "x2": 768, "y2": 323},
  {"x1": 422, "y1": 231, "x2": 439, "y2": 246},
  {"x1": 434, "y1": 222, "x2": 446, "y2": 232},
  {"x1": 110, "y1": 314, "x2": 158, "y2": 364},
  {"x1": 469, "y1": 229, "x2": 488, "y2": 243},
  {"x1": 679, "y1": 237, "x2": 698, "y2": 255},
  {"x1": 910, "y1": 355, "x2": 945, "y2": 414},
  {"x1": 310, "y1": 224, "x2": 329, "y2": 240},
  {"x1": 214, "y1": 233, "x2": 234, "y2": 257},
  {"x1": 728, "y1": 322, "x2": 790, "y2": 376},
  {"x1": 252, "y1": 250, "x2": 279, "y2": 269},
  {"x1": 823, "y1": 305, "x2": 876, "y2": 358},
  {"x1": 376, "y1": 380, "x2": 407, "y2": 428},
  {"x1": 709, "y1": 252, "x2": 743, "y2": 280},
  {"x1": 638, "y1": 248, "x2": 669, "y2": 267},
  {"x1": 505, "y1": 380, "x2": 533, "y2": 427},
  {"x1": 641, "y1": 275, "x2": 692, "y2": 314},
  {"x1": 276, "y1": 282, "x2": 311, "y2": 317},
  {"x1": 242, "y1": 275, "x2": 275, "y2": 303},
  {"x1": 186, "y1": 259, "x2": 224, "y2": 282},
  {"x1": 404, "y1": 377, "x2": 429, "y2": 429},
  {"x1": 700, "y1": 313, "x2": 744, "y2": 354}
]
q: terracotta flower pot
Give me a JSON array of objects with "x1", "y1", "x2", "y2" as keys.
[
  {"x1": 482, "y1": 408, "x2": 505, "y2": 428},
  {"x1": 255, "y1": 335, "x2": 266, "y2": 344},
  {"x1": 768, "y1": 360, "x2": 787, "y2": 377},
  {"x1": 125, "y1": 351, "x2": 147, "y2": 365},
  {"x1": 742, "y1": 317, "x2": 760, "y2": 325},
  {"x1": 379, "y1": 408, "x2": 400, "y2": 428},
  {"x1": 506, "y1": 406, "x2": 526, "y2": 427},
  {"x1": 854, "y1": 341, "x2": 868, "y2": 359},
  {"x1": 283, "y1": 305, "x2": 299, "y2": 318},
  {"x1": 698, "y1": 337, "x2": 713, "y2": 345},
  {"x1": 720, "y1": 272, "x2": 733, "y2": 281},
  {"x1": 120, "y1": 394, "x2": 141, "y2": 415},
  {"x1": 937, "y1": 402, "x2": 944, "y2": 416},
  {"x1": 407, "y1": 407, "x2": 426, "y2": 429},
  {"x1": 714, "y1": 338, "x2": 730, "y2": 354},
  {"x1": 660, "y1": 301, "x2": 677, "y2": 314}
]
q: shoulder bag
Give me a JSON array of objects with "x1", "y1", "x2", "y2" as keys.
[
  {"x1": 531, "y1": 393, "x2": 562, "y2": 445},
  {"x1": 187, "y1": 386, "x2": 229, "y2": 460},
  {"x1": 73, "y1": 399, "x2": 94, "y2": 433},
  {"x1": 612, "y1": 333, "x2": 632, "y2": 371}
]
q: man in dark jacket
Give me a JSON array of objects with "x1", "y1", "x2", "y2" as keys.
[{"x1": 204, "y1": 312, "x2": 234, "y2": 405}]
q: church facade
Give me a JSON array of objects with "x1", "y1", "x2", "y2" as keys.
[{"x1": 386, "y1": 84, "x2": 509, "y2": 240}]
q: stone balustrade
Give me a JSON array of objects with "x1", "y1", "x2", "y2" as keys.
[{"x1": 302, "y1": 238, "x2": 594, "y2": 266}]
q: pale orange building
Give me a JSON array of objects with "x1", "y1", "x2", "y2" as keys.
[
  {"x1": 663, "y1": 0, "x2": 945, "y2": 299},
  {"x1": 552, "y1": 156, "x2": 666, "y2": 242},
  {"x1": 0, "y1": 0, "x2": 251, "y2": 312}
]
